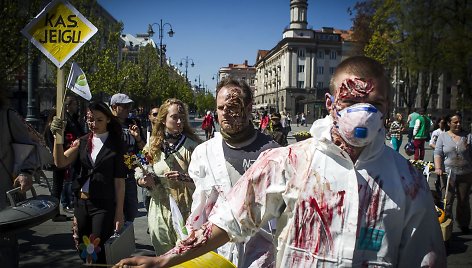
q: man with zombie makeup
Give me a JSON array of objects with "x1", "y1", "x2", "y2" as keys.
[
  {"x1": 185, "y1": 77, "x2": 279, "y2": 267},
  {"x1": 117, "y1": 56, "x2": 445, "y2": 268}
]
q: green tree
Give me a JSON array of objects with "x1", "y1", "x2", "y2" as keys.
[{"x1": 0, "y1": 0, "x2": 43, "y2": 88}]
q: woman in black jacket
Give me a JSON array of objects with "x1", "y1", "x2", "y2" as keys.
[{"x1": 52, "y1": 101, "x2": 127, "y2": 265}]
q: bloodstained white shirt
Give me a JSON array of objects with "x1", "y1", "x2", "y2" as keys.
[{"x1": 209, "y1": 116, "x2": 446, "y2": 267}]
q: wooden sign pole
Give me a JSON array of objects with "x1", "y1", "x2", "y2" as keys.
[{"x1": 56, "y1": 67, "x2": 65, "y2": 144}]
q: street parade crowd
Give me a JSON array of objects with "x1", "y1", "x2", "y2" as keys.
[{"x1": 4, "y1": 56, "x2": 472, "y2": 267}]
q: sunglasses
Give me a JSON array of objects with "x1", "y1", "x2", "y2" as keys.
[{"x1": 152, "y1": 112, "x2": 158, "y2": 117}]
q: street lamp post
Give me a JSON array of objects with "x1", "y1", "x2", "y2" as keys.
[
  {"x1": 179, "y1": 56, "x2": 195, "y2": 82},
  {"x1": 275, "y1": 65, "x2": 280, "y2": 113},
  {"x1": 148, "y1": 19, "x2": 174, "y2": 67},
  {"x1": 212, "y1": 73, "x2": 219, "y2": 84}
]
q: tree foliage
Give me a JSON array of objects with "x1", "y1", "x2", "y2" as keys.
[
  {"x1": 351, "y1": 0, "x2": 472, "y2": 113},
  {"x1": 0, "y1": 0, "x2": 43, "y2": 88}
]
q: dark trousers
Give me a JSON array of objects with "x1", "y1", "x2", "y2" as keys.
[
  {"x1": 123, "y1": 177, "x2": 138, "y2": 222},
  {"x1": 52, "y1": 167, "x2": 66, "y2": 200},
  {"x1": 75, "y1": 199, "x2": 115, "y2": 264},
  {"x1": 407, "y1": 127, "x2": 414, "y2": 142},
  {"x1": 446, "y1": 173, "x2": 472, "y2": 229},
  {"x1": 0, "y1": 234, "x2": 19, "y2": 268}
]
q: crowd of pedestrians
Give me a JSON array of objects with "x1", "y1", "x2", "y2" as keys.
[
  {"x1": 117, "y1": 56, "x2": 448, "y2": 267},
  {"x1": 4, "y1": 56, "x2": 472, "y2": 268}
]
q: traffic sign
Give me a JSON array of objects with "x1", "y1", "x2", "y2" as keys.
[{"x1": 21, "y1": 0, "x2": 98, "y2": 68}]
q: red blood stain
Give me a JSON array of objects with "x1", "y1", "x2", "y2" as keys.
[
  {"x1": 367, "y1": 182, "x2": 381, "y2": 224},
  {"x1": 337, "y1": 191, "x2": 345, "y2": 215},
  {"x1": 338, "y1": 78, "x2": 374, "y2": 99},
  {"x1": 400, "y1": 161, "x2": 426, "y2": 199},
  {"x1": 293, "y1": 193, "x2": 339, "y2": 255},
  {"x1": 166, "y1": 222, "x2": 214, "y2": 255}
]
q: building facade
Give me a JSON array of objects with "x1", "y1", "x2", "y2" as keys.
[
  {"x1": 253, "y1": 0, "x2": 352, "y2": 121},
  {"x1": 218, "y1": 60, "x2": 256, "y2": 92}
]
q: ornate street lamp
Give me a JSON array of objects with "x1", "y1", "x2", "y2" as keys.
[
  {"x1": 179, "y1": 56, "x2": 195, "y2": 82},
  {"x1": 212, "y1": 73, "x2": 219, "y2": 84},
  {"x1": 148, "y1": 19, "x2": 174, "y2": 67}
]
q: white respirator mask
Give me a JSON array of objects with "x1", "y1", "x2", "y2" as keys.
[{"x1": 335, "y1": 103, "x2": 384, "y2": 147}]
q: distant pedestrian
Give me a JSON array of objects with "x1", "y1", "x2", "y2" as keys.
[
  {"x1": 264, "y1": 112, "x2": 288, "y2": 146},
  {"x1": 301, "y1": 112, "x2": 307, "y2": 126},
  {"x1": 407, "y1": 109, "x2": 420, "y2": 143},
  {"x1": 413, "y1": 108, "x2": 431, "y2": 160},
  {"x1": 44, "y1": 95, "x2": 84, "y2": 221},
  {"x1": 286, "y1": 112, "x2": 292, "y2": 126},
  {"x1": 201, "y1": 111, "x2": 215, "y2": 140},
  {"x1": 142, "y1": 107, "x2": 160, "y2": 213},
  {"x1": 389, "y1": 113, "x2": 404, "y2": 152},
  {"x1": 429, "y1": 116, "x2": 448, "y2": 195},
  {"x1": 296, "y1": 113, "x2": 300, "y2": 126},
  {"x1": 110, "y1": 93, "x2": 146, "y2": 223},
  {"x1": 259, "y1": 110, "x2": 270, "y2": 132}
]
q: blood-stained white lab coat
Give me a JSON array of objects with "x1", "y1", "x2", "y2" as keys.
[
  {"x1": 187, "y1": 133, "x2": 276, "y2": 267},
  {"x1": 209, "y1": 116, "x2": 446, "y2": 267}
]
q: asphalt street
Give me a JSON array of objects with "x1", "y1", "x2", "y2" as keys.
[{"x1": 15, "y1": 120, "x2": 472, "y2": 267}]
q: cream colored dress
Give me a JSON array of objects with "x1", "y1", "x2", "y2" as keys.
[{"x1": 136, "y1": 136, "x2": 199, "y2": 255}]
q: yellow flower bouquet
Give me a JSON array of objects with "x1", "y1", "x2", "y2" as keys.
[
  {"x1": 409, "y1": 159, "x2": 434, "y2": 173},
  {"x1": 293, "y1": 131, "x2": 312, "y2": 142}
]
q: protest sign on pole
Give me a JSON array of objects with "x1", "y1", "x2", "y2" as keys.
[
  {"x1": 20, "y1": 0, "x2": 98, "y2": 68},
  {"x1": 21, "y1": 0, "x2": 97, "y2": 143}
]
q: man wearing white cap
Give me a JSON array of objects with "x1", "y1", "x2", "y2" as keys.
[{"x1": 110, "y1": 93, "x2": 145, "y2": 223}]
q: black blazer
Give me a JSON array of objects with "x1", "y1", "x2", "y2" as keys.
[{"x1": 73, "y1": 134, "x2": 127, "y2": 200}]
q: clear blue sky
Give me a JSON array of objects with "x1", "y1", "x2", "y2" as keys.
[{"x1": 98, "y1": 0, "x2": 357, "y2": 93}]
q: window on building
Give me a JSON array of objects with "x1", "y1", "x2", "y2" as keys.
[
  {"x1": 317, "y1": 51, "x2": 324, "y2": 59},
  {"x1": 329, "y1": 67, "x2": 335, "y2": 75},
  {"x1": 330, "y1": 50, "x2": 337, "y2": 60},
  {"x1": 297, "y1": 49, "x2": 305, "y2": 58},
  {"x1": 298, "y1": 65, "x2": 305, "y2": 73},
  {"x1": 446, "y1": 86, "x2": 451, "y2": 95},
  {"x1": 318, "y1": 66, "x2": 324, "y2": 75},
  {"x1": 297, "y1": 81, "x2": 305, "y2": 88},
  {"x1": 317, "y1": 82, "x2": 324, "y2": 89},
  {"x1": 445, "y1": 100, "x2": 451, "y2": 109}
]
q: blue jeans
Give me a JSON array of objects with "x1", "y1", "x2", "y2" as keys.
[{"x1": 391, "y1": 137, "x2": 402, "y2": 152}]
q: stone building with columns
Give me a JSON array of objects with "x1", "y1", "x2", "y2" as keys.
[{"x1": 253, "y1": 0, "x2": 353, "y2": 122}]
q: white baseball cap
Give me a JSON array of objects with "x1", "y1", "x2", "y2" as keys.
[{"x1": 110, "y1": 93, "x2": 133, "y2": 105}]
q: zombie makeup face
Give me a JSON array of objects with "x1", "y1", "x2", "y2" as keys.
[
  {"x1": 326, "y1": 75, "x2": 388, "y2": 149},
  {"x1": 328, "y1": 74, "x2": 388, "y2": 115},
  {"x1": 216, "y1": 86, "x2": 250, "y2": 134}
]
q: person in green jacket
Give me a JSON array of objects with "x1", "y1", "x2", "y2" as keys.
[
  {"x1": 413, "y1": 108, "x2": 431, "y2": 160},
  {"x1": 407, "y1": 109, "x2": 420, "y2": 143}
]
